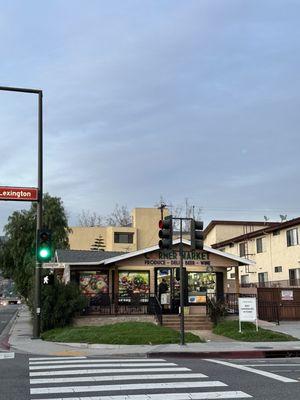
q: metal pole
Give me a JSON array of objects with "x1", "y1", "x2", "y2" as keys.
[
  {"x1": 179, "y1": 218, "x2": 185, "y2": 345},
  {"x1": 0, "y1": 85, "x2": 43, "y2": 338},
  {"x1": 33, "y1": 90, "x2": 43, "y2": 338}
]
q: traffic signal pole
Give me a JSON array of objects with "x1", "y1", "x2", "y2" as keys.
[
  {"x1": 179, "y1": 218, "x2": 185, "y2": 345},
  {"x1": 158, "y1": 215, "x2": 204, "y2": 346},
  {"x1": 33, "y1": 90, "x2": 43, "y2": 338},
  {"x1": 0, "y1": 86, "x2": 43, "y2": 338}
]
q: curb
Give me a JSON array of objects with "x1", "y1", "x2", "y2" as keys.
[
  {"x1": 147, "y1": 349, "x2": 300, "y2": 359},
  {"x1": 0, "y1": 309, "x2": 19, "y2": 350}
]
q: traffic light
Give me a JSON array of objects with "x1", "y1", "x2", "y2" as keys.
[
  {"x1": 190, "y1": 219, "x2": 204, "y2": 250},
  {"x1": 158, "y1": 215, "x2": 173, "y2": 250},
  {"x1": 37, "y1": 229, "x2": 52, "y2": 262},
  {"x1": 43, "y1": 273, "x2": 54, "y2": 285}
]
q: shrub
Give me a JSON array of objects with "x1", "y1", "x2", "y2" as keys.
[
  {"x1": 40, "y1": 275, "x2": 87, "y2": 332},
  {"x1": 207, "y1": 298, "x2": 227, "y2": 325}
]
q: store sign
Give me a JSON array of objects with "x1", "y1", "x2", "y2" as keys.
[
  {"x1": 144, "y1": 250, "x2": 210, "y2": 266},
  {"x1": 0, "y1": 186, "x2": 38, "y2": 201},
  {"x1": 281, "y1": 290, "x2": 294, "y2": 301}
]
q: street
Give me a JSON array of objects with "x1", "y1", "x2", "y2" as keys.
[{"x1": 1, "y1": 354, "x2": 300, "y2": 400}]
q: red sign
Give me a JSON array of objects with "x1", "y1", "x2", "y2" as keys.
[{"x1": 0, "y1": 186, "x2": 38, "y2": 201}]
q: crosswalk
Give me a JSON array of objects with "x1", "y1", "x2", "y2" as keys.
[
  {"x1": 0, "y1": 351, "x2": 15, "y2": 359},
  {"x1": 28, "y1": 356, "x2": 252, "y2": 400}
]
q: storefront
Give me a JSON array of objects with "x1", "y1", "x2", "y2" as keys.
[{"x1": 53, "y1": 239, "x2": 254, "y2": 315}]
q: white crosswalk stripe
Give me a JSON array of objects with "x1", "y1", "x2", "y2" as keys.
[
  {"x1": 28, "y1": 356, "x2": 252, "y2": 400},
  {"x1": 0, "y1": 352, "x2": 15, "y2": 359}
]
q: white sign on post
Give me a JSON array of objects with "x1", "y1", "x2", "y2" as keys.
[{"x1": 238, "y1": 297, "x2": 258, "y2": 333}]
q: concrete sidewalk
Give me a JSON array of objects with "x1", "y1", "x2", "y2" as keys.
[{"x1": 7, "y1": 306, "x2": 300, "y2": 357}]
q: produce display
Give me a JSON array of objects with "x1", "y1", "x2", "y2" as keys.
[
  {"x1": 79, "y1": 273, "x2": 108, "y2": 296},
  {"x1": 118, "y1": 272, "x2": 149, "y2": 297}
]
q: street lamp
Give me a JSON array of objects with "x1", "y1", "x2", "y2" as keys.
[{"x1": 0, "y1": 85, "x2": 43, "y2": 338}]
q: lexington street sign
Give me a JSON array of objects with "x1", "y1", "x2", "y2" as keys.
[{"x1": 0, "y1": 186, "x2": 38, "y2": 201}]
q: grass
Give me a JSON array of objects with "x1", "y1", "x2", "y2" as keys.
[
  {"x1": 41, "y1": 322, "x2": 204, "y2": 345},
  {"x1": 213, "y1": 320, "x2": 299, "y2": 342}
]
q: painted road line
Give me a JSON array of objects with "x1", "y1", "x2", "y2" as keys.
[
  {"x1": 205, "y1": 359, "x2": 298, "y2": 383},
  {"x1": 30, "y1": 366, "x2": 191, "y2": 377},
  {"x1": 29, "y1": 362, "x2": 177, "y2": 370},
  {"x1": 243, "y1": 364, "x2": 300, "y2": 367},
  {"x1": 29, "y1": 358, "x2": 165, "y2": 364},
  {"x1": 30, "y1": 391, "x2": 252, "y2": 400},
  {"x1": 30, "y1": 372, "x2": 208, "y2": 384},
  {"x1": 30, "y1": 381, "x2": 227, "y2": 395},
  {"x1": 0, "y1": 352, "x2": 15, "y2": 359},
  {"x1": 29, "y1": 356, "x2": 87, "y2": 361}
]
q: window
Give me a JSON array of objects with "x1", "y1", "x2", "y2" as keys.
[
  {"x1": 256, "y1": 237, "x2": 264, "y2": 253},
  {"x1": 258, "y1": 272, "x2": 268, "y2": 287},
  {"x1": 114, "y1": 232, "x2": 134, "y2": 244},
  {"x1": 273, "y1": 229, "x2": 280, "y2": 236},
  {"x1": 241, "y1": 275, "x2": 249, "y2": 285},
  {"x1": 239, "y1": 242, "x2": 246, "y2": 257},
  {"x1": 289, "y1": 269, "x2": 300, "y2": 286},
  {"x1": 274, "y1": 266, "x2": 282, "y2": 273},
  {"x1": 286, "y1": 228, "x2": 299, "y2": 247},
  {"x1": 188, "y1": 272, "x2": 216, "y2": 303}
]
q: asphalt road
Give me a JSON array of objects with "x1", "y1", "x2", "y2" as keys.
[{"x1": 1, "y1": 354, "x2": 300, "y2": 400}]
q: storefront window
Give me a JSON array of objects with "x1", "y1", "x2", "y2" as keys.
[
  {"x1": 188, "y1": 272, "x2": 216, "y2": 303},
  {"x1": 118, "y1": 271, "x2": 149, "y2": 299},
  {"x1": 79, "y1": 272, "x2": 108, "y2": 297}
]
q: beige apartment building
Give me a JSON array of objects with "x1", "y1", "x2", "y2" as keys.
[
  {"x1": 210, "y1": 217, "x2": 300, "y2": 288},
  {"x1": 69, "y1": 208, "x2": 171, "y2": 253}
]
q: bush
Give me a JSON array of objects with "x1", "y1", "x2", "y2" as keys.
[
  {"x1": 40, "y1": 276, "x2": 87, "y2": 332},
  {"x1": 207, "y1": 298, "x2": 227, "y2": 325}
]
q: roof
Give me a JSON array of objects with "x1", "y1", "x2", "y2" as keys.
[
  {"x1": 54, "y1": 239, "x2": 255, "y2": 266},
  {"x1": 203, "y1": 220, "x2": 278, "y2": 237},
  {"x1": 55, "y1": 249, "x2": 127, "y2": 263},
  {"x1": 212, "y1": 217, "x2": 300, "y2": 248}
]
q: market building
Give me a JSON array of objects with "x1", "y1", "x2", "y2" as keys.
[{"x1": 50, "y1": 239, "x2": 254, "y2": 322}]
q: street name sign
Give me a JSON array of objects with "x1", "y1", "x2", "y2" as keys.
[
  {"x1": 238, "y1": 297, "x2": 258, "y2": 333},
  {"x1": 0, "y1": 186, "x2": 38, "y2": 201}
]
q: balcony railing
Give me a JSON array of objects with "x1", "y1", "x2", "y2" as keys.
[{"x1": 241, "y1": 279, "x2": 300, "y2": 288}]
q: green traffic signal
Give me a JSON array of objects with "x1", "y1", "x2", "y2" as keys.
[{"x1": 37, "y1": 229, "x2": 52, "y2": 262}]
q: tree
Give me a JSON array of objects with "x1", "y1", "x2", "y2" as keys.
[
  {"x1": 155, "y1": 197, "x2": 202, "y2": 232},
  {"x1": 78, "y1": 210, "x2": 104, "y2": 227},
  {"x1": 90, "y1": 234, "x2": 105, "y2": 251},
  {"x1": 0, "y1": 193, "x2": 70, "y2": 300},
  {"x1": 105, "y1": 204, "x2": 131, "y2": 226}
]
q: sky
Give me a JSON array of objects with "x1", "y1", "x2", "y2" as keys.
[{"x1": 0, "y1": 0, "x2": 300, "y2": 232}]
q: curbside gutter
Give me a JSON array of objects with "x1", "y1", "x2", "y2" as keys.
[{"x1": 147, "y1": 349, "x2": 300, "y2": 359}]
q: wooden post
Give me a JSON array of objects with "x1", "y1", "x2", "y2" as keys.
[
  {"x1": 114, "y1": 266, "x2": 119, "y2": 314},
  {"x1": 235, "y1": 266, "x2": 240, "y2": 295}
]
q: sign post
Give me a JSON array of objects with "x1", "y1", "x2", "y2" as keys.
[{"x1": 238, "y1": 297, "x2": 258, "y2": 333}]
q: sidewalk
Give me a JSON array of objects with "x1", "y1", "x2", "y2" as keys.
[{"x1": 8, "y1": 306, "x2": 300, "y2": 357}]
